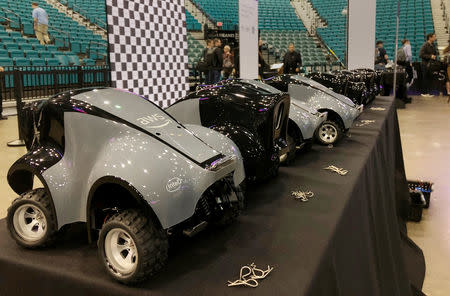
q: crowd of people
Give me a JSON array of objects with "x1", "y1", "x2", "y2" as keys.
[
  {"x1": 375, "y1": 32, "x2": 450, "y2": 99},
  {"x1": 199, "y1": 38, "x2": 304, "y2": 84},
  {"x1": 200, "y1": 38, "x2": 234, "y2": 84}
]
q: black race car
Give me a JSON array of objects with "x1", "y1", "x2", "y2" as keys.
[{"x1": 166, "y1": 79, "x2": 291, "y2": 182}]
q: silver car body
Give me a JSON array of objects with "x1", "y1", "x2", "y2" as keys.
[
  {"x1": 288, "y1": 75, "x2": 363, "y2": 129},
  {"x1": 39, "y1": 88, "x2": 245, "y2": 229},
  {"x1": 289, "y1": 100, "x2": 327, "y2": 141}
]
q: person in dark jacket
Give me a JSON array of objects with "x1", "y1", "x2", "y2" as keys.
[
  {"x1": 419, "y1": 33, "x2": 438, "y2": 96},
  {"x1": 211, "y1": 38, "x2": 223, "y2": 84},
  {"x1": 283, "y1": 43, "x2": 302, "y2": 74},
  {"x1": 375, "y1": 41, "x2": 388, "y2": 70},
  {"x1": 202, "y1": 39, "x2": 214, "y2": 84}
]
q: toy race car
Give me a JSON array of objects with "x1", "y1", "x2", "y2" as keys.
[
  {"x1": 6, "y1": 88, "x2": 246, "y2": 284},
  {"x1": 262, "y1": 77, "x2": 327, "y2": 152},
  {"x1": 265, "y1": 75, "x2": 363, "y2": 145},
  {"x1": 352, "y1": 68, "x2": 383, "y2": 97},
  {"x1": 307, "y1": 71, "x2": 369, "y2": 105},
  {"x1": 166, "y1": 79, "x2": 291, "y2": 180}
]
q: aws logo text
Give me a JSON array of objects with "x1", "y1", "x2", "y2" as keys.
[{"x1": 137, "y1": 114, "x2": 171, "y2": 128}]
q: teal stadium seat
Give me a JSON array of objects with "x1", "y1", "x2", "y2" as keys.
[
  {"x1": 24, "y1": 50, "x2": 40, "y2": 58},
  {"x1": 9, "y1": 50, "x2": 24, "y2": 58}
]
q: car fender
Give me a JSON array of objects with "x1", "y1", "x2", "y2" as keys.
[
  {"x1": 289, "y1": 102, "x2": 326, "y2": 140},
  {"x1": 41, "y1": 112, "x2": 238, "y2": 230},
  {"x1": 7, "y1": 144, "x2": 62, "y2": 228},
  {"x1": 184, "y1": 124, "x2": 245, "y2": 187}
]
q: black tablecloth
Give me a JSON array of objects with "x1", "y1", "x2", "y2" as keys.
[{"x1": 0, "y1": 96, "x2": 425, "y2": 296}]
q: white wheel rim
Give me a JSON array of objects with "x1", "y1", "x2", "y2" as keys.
[
  {"x1": 104, "y1": 228, "x2": 138, "y2": 276},
  {"x1": 13, "y1": 204, "x2": 47, "y2": 242},
  {"x1": 319, "y1": 123, "x2": 338, "y2": 144}
]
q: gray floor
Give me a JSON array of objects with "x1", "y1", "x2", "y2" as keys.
[
  {"x1": 0, "y1": 96, "x2": 448, "y2": 294},
  {"x1": 398, "y1": 96, "x2": 450, "y2": 296}
]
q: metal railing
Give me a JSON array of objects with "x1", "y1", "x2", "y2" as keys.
[
  {"x1": 0, "y1": 15, "x2": 23, "y2": 32},
  {"x1": 46, "y1": 25, "x2": 72, "y2": 50},
  {"x1": 0, "y1": 66, "x2": 111, "y2": 102},
  {"x1": 88, "y1": 41, "x2": 108, "y2": 62}
]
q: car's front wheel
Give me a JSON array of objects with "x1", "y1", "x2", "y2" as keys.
[
  {"x1": 7, "y1": 188, "x2": 57, "y2": 248},
  {"x1": 315, "y1": 120, "x2": 344, "y2": 145},
  {"x1": 98, "y1": 209, "x2": 168, "y2": 285}
]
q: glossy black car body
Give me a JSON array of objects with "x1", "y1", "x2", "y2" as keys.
[
  {"x1": 166, "y1": 80, "x2": 291, "y2": 182},
  {"x1": 307, "y1": 71, "x2": 372, "y2": 105}
]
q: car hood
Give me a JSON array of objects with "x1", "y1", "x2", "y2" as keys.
[
  {"x1": 290, "y1": 75, "x2": 356, "y2": 107},
  {"x1": 66, "y1": 88, "x2": 221, "y2": 165}
]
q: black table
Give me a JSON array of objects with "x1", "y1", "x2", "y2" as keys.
[{"x1": 0, "y1": 96, "x2": 425, "y2": 296}]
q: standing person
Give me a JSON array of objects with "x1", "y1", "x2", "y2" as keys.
[
  {"x1": 419, "y1": 33, "x2": 438, "y2": 97},
  {"x1": 32, "y1": 2, "x2": 50, "y2": 45},
  {"x1": 202, "y1": 39, "x2": 214, "y2": 84},
  {"x1": 203, "y1": 39, "x2": 216, "y2": 84},
  {"x1": 283, "y1": 43, "x2": 302, "y2": 74},
  {"x1": 211, "y1": 38, "x2": 223, "y2": 84},
  {"x1": 0, "y1": 66, "x2": 6, "y2": 120},
  {"x1": 222, "y1": 45, "x2": 234, "y2": 79},
  {"x1": 398, "y1": 39, "x2": 413, "y2": 84},
  {"x1": 258, "y1": 39, "x2": 268, "y2": 78},
  {"x1": 375, "y1": 41, "x2": 388, "y2": 70}
]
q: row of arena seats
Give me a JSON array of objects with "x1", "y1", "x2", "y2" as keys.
[
  {"x1": 192, "y1": 0, "x2": 305, "y2": 30},
  {"x1": 61, "y1": 0, "x2": 106, "y2": 29},
  {"x1": 310, "y1": 0, "x2": 347, "y2": 61},
  {"x1": 261, "y1": 30, "x2": 327, "y2": 66},
  {"x1": 0, "y1": 55, "x2": 95, "y2": 67},
  {"x1": 187, "y1": 33, "x2": 205, "y2": 66},
  {"x1": 186, "y1": 11, "x2": 202, "y2": 31},
  {"x1": 0, "y1": 0, "x2": 107, "y2": 60},
  {"x1": 310, "y1": 0, "x2": 435, "y2": 62},
  {"x1": 0, "y1": 56, "x2": 94, "y2": 67},
  {"x1": 376, "y1": 0, "x2": 434, "y2": 61}
]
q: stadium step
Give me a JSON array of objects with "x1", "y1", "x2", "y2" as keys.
[
  {"x1": 45, "y1": 0, "x2": 107, "y2": 40},
  {"x1": 291, "y1": 0, "x2": 327, "y2": 35},
  {"x1": 185, "y1": 0, "x2": 217, "y2": 30},
  {"x1": 430, "y1": 0, "x2": 449, "y2": 54}
]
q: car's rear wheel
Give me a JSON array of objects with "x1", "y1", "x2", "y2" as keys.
[
  {"x1": 7, "y1": 188, "x2": 57, "y2": 248},
  {"x1": 316, "y1": 120, "x2": 344, "y2": 145},
  {"x1": 98, "y1": 209, "x2": 168, "y2": 285}
]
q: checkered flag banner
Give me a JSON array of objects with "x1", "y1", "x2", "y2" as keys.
[{"x1": 106, "y1": 0, "x2": 189, "y2": 107}]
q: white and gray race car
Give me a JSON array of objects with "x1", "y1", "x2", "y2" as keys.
[
  {"x1": 265, "y1": 75, "x2": 363, "y2": 145},
  {"x1": 6, "y1": 88, "x2": 245, "y2": 284}
]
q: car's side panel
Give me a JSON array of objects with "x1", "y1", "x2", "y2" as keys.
[
  {"x1": 289, "y1": 103, "x2": 325, "y2": 140},
  {"x1": 288, "y1": 84, "x2": 360, "y2": 129},
  {"x1": 184, "y1": 124, "x2": 245, "y2": 186},
  {"x1": 42, "y1": 113, "x2": 237, "y2": 229}
]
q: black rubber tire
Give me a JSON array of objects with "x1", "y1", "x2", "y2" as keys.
[
  {"x1": 315, "y1": 120, "x2": 344, "y2": 145},
  {"x1": 98, "y1": 209, "x2": 168, "y2": 285},
  {"x1": 215, "y1": 183, "x2": 245, "y2": 227},
  {"x1": 7, "y1": 188, "x2": 58, "y2": 249}
]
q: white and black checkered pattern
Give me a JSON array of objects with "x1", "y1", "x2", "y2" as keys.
[{"x1": 106, "y1": 0, "x2": 189, "y2": 108}]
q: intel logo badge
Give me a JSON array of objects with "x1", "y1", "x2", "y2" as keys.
[{"x1": 166, "y1": 178, "x2": 182, "y2": 192}]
